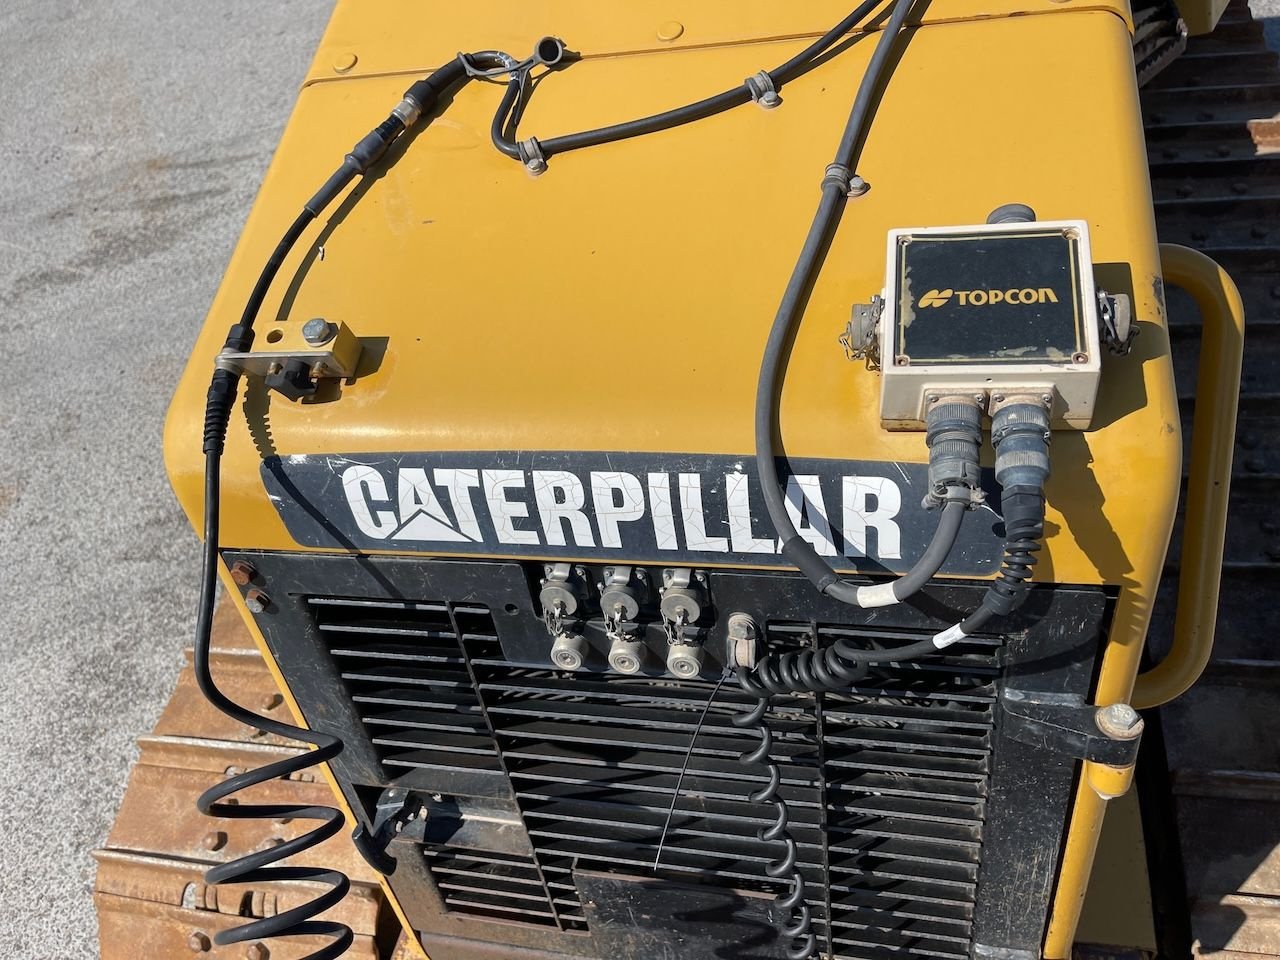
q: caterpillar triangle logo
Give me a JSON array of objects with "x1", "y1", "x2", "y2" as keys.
[{"x1": 919, "y1": 288, "x2": 953, "y2": 308}]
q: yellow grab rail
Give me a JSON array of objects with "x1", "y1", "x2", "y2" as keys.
[{"x1": 1131, "y1": 244, "x2": 1245, "y2": 709}]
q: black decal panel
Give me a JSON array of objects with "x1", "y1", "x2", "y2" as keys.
[{"x1": 261, "y1": 450, "x2": 1005, "y2": 576}]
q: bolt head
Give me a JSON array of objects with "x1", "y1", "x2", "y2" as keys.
[
  {"x1": 260, "y1": 692, "x2": 284, "y2": 712},
  {"x1": 1096, "y1": 702, "x2": 1143, "y2": 740},
  {"x1": 245, "y1": 944, "x2": 270, "y2": 960},
  {"x1": 245, "y1": 588, "x2": 270, "y2": 614},
  {"x1": 187, "y1": 932, "x2": 212, "y2": 953},
  {"x1": 228, "y1": 560, "x2": 256, "y2": 586},
  {"x1": 301, "y1": 317, "x2": 337, "y2": 346}
]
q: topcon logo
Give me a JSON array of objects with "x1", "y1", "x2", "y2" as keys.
[{"x1": 918, "y1": 287, "x2": 1059, "y2": 308}]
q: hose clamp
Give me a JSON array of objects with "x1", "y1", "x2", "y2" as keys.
[
  {"x1": 745, "y1": 70, "x2": 782, "y2": 109},
  {"x1": 518, "y1": 137, "x2": 548, "y2": 176}
]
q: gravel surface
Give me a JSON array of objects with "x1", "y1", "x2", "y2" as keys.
[
  {"x1": 0, "y1": 3, "x2": 1277, "y2": 958},
  {"x1": 0, "y1": 2, "x2": 331, "y2": 955}
]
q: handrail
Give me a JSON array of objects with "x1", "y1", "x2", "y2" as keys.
[{"x1": 1132, "y1": 244, "x2": 1245, "y2": 709}]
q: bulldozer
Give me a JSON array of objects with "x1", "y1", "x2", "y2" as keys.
[{"x1": 93, "y1": 0, "x2": 1278, "y2": 957}]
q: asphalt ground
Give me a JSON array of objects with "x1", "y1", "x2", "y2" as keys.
[
  {"x1": 0, "y1": 2, "x2": 333, "y2": 955},
  {"x1": 0, "y1": 3, "x2": 1277, "y2": 957}
]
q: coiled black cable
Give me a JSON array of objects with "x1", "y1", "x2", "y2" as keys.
[
  {"x1": 194, "y1": 451, "x2": 354, "y2": 959},
  {"x1": 732, "y1": 682, "x2": 817, "y2": 960}
]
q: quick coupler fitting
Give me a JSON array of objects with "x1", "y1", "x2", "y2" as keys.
[
  {"x1": 925, "y1": 397, "x2": 983, "y2": 507},
  {"x1": 992, "y1": 400, "x2": 1051, "y2": 491}
]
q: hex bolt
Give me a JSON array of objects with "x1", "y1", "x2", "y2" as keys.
[
  {"x1": 187, "y1": 931, "x2": 212, "y2": 953},
  {"x1": 228, "y1": 560, "x2": 256, "y2": 586},
  {"x1": 245, "y1": 944, "x2": 270, "y2": 960},
  {"x1": 1095, "y1": 703, "x2": 1144, "y2": 740},
  {"x1": 301, "y1": 318, "x2": 337, "y2": 346},
  {"x1": 201, "y1": 830, "x2": 227, "y2": 851},
  {"x1": 261, "y1": 692, "x2": 284, "y2": 712},
  {"x1": 245, "y1": 588, "x2": 270, "y2": 614}
]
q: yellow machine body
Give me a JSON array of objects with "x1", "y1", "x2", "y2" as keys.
[{"x1": 165, "y1": 2, "x2": 1184, "y2": 956}]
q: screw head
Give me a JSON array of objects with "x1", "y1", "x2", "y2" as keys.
[
  {"x1": 1072, "y1": 352, "x2": 1090, "y2": 364},
  {"x1": 187, "y1": 932, "x2": 212, "y2": 953},
  {"x1": 260, "y1": 692, "x2": 284, "y2": 712},
  {"x1": 301, "y1": 317, "x2": 337, "y2": 346}
]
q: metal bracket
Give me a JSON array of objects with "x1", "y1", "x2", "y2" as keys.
[
  {"x1": 1097, "y1": 290, "x2": 1138, "y2": 355},
  {"x1": 841, "y1": 295, "x2": 883, "y2": 369},
  {"x1": 351, "y1": 787, "x2": 422, "y2": 876},
  {"x1": 216, "y1": 319, "x2": 365, "y2": 401},
  {"x1": 1001, "y1": 691, "x2": 1143, "y2": 767}
]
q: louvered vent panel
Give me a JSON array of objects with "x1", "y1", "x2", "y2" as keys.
[
  {"x1": 308, "y1": 598, "x2": 503, "y2": 778},
  {"x1": 801, "y1": 622, "x2": 997, "y2": 960},
  {"x1": 421, "y1": 848, "x2": 564, "y2": 928},
  {"x1": 466, "y1": 622, "x2": 997, "y2": 960}
]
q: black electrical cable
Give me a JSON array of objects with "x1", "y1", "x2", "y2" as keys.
[
  {"x1": 491, "y1": 0, "x2": 885, "y2": 163},
  {"x1": 187, "y1": 53, "x2": 517, "y2": 958},
  {"x1": 734, "y1": 5, "x2": 920, "y2": 955},
  {"x1": 193, "y1": 454, "x2": 353, "y2": 960},
  {"x1": 754, "y1": 0, "x2": 919, "y2": 615},
  {"x1": 733, "y1": 692, "x2": 816, "y2": 960}
]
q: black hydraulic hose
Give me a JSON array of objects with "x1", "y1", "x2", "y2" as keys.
[
  {"x1": 755, "y1": 0, "x2": 918, "y2": 606},
  {"x1": 491, "y1": 0, "x2": 885, "y2": 162}
]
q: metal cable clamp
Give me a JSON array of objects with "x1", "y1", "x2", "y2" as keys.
[{"x1": 745, "y1": 70, "x2": 782, "y2": 109}]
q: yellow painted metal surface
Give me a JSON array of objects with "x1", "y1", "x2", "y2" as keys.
[
  {"x1": 164, "y1": 2, "x2": 1180, "y2": 957},
  {"x1": 300, "y1": 0, "x2": 1133, "y2": 88},
  {"x1": 1074, "y1": 789, "x2": 1158, "y2": 954}
]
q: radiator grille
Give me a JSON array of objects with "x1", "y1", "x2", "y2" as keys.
[
  {"x1": 306, "y1": 595, "x2": 998, "y2": 955},
  {"x1": 466, "y1": 621, "x2": 999, "y2": 959},
  {"x1": 309, "y1": 598, "x2": 502, "y2": 779}
]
